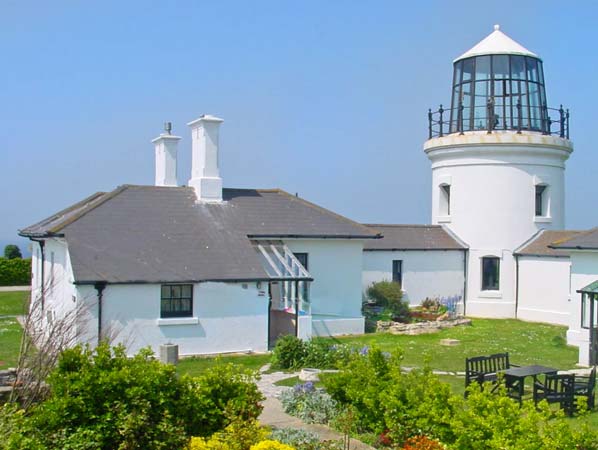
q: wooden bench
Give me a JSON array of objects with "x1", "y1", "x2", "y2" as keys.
[{"x1": 465, "y1": 352, "x2": 517, "y2": 395}]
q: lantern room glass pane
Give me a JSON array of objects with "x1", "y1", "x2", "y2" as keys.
[
  {"x1": 475, "y1": 56, "x2": 490, "y2": 80},
  {"x1": 492, "y1": 55, "x2": 510, "y2": 79},
  {"x1": 462, "y1": 58, "x2": 474, "y2": 82},
  {"x1": 511, "y1": 55, "x2": 525, "y2": 79},
  {"x1": 526, "y1": 57, "x2": 539, "y2": 82}
]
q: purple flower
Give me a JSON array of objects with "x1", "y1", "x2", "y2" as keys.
[{"x1": 359, "y1": 346, "x2": 369, "y2": 356}]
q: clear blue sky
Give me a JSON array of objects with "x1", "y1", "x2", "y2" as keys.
[{"x1": 2, "y1": 0, "x2": 597, "y2": 255}]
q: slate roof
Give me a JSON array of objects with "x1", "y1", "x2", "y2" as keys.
[
  {"x1": 362, "y1": 224, "x2": 467, "y2": 251},
  {"x1": 550, "y1": 227, "x2": 598, "y2": 251},
  {"x1": 20, "y1": 185, "x2": 378, "y2": 284},
  {"x1": 514, "y1": 230, "x2": 581, "y2": 257}
]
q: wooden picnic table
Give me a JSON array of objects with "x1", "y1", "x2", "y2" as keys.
[{"x1": 502, "y1": 365, "x2": 558, "y2": 403}]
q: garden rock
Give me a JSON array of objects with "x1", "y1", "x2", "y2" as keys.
[{"x1": 377, "y1": 317, "x2": 471, "y2": 335}]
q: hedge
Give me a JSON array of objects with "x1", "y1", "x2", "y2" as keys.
[{"x1": 0, "y1": 257, "x2": 31, "y2": 286}]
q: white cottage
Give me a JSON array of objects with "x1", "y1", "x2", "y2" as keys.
[
  {"x1": 550, "y1": 229, "x2": 598, "y2": 366},
  {"x1": 362, "y1": 224, "x2": 467, "y2": 308},
  {"x1": 20, "y1": 116, "x2": 379, "y2": 356}
]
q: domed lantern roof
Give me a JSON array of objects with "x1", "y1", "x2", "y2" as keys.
[{"x1": 454, "y1": 25, "x2": 539, "y2": 62}]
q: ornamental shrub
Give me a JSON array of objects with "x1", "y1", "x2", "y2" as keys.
[
  {"x1": 1, "y1": 343, "x2": 264, "y2": 450},
  {"x1": 271, "y1": 335, "x2": 308, "y2": 370},
  {"x1": 250, "y1": 441, "x2": 296, "y2": 450},
  {"x1": 269, "y1": 428, "x2": 320, "y2": 448},
  {"x1": 366, "y1": 281, "x2": 410, "y2": 322},
  {"x1": 323, "y1": 347, "x2": 397, "y2": 433},
  {"x1": 23, "y1": 343, "x2": 192, "y2": 450},
  {"x1": 0, "y1": 257, "x2": 31, "y2": 286},
  {"x1": 4, "y1": 244, "x2": 22, "y2": 259},
  {"x1": 182, "y1": 362, "x2": 264, "y2": 437},
  {"x1": 188, "y1": 419, "x2": 270, "y2": 450},
  {"x1": 279, "y1": 382, "x2": 339, "y2": 424}
]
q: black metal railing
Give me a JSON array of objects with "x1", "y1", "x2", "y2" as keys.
[{"x1": 428, "y1": 102, "x2": 570, "y2": 140}]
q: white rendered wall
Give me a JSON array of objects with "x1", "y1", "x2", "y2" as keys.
[
  {"x1": 567, "y1": 251, "x2": 598, "y2": 366},
  {"x1": 76, "y1": 282, "x2": 269, "y2": 356},
  {"x1": 29, "y1": 238, "x2": 81, "y2": 339},
  {"x1": 362, "y1": 250, "x2": 465, "y2": 306},
  {"x1": 517, "y1": 256, "x2": 571, "y2": 326},
  {"x1": 285, "y1": 239, "x2": 365, "y2": 335},
  {"x1": 425, "y1": 132, "x2": 572, "y2": 318}
]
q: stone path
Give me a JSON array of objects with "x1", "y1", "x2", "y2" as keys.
[
  {"x1": 257, "y1": 365, "x2": 375, "y2": 450},
  {"x1": 0, "y1": 286, "x2": 30, "y2": 292}
]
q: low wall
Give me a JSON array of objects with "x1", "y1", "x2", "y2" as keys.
[
  {"x1": 377, "y1": 317, "x2": 472, "y2": 335},
  {"x1": 312, "y1": 316, "x2": 364, "y2": 337}
]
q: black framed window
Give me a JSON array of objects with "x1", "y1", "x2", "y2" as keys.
[
  {"x1": 293, "y1": 253, "x2": 309, "y2": 301},
  {"x1": 535, "y1": 185, "x2": 546, "y2": 216},
  {"x1": 293, "y1": 253, "x2": 308, "y2": 270},
  {"x1": 481, "y1": 257, "x2": 500, "y2": 291},
  {"x1": 392, "y1": 260, "x2": 403, "y2": 286},
  {"x1": 161, "y1": 284, "x2": 193, "y2": 318}
]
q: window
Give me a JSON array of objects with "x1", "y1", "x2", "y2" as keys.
[
  {"x1": 535, "y1": 185, "x2": 546, "y2": 216},
  {"x1": 440, "y1": 184, "x2": 451, "y2": 216},
  {"x1": 160, "y1": 284, "x2": 193, "y2": 318},
  {"x1": 293, "y1": 253, "x2": 308, "y2": 270},
  {"x1": 481, "y1": 257, "x2": 500, "y2": 291},
  {"x1": 392, "y1": 260, "x2": 403, "y2": 286},
  {"x1": 293, "y1": 253, "x2": 309, "y2": 301}
]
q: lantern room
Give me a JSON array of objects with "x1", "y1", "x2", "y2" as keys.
[{"x1": 428, "y1": 25, "x2": 569, "y2": 139}]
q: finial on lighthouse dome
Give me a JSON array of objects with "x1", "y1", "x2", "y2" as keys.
[{"x1": 454, "y1": 25, "x2": 539, "y2": 62}]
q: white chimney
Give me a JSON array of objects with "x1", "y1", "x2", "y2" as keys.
[
  {"x1": 187, "y1": 114, "x2": 224, "y2": 202},
  {"x1": 152, "y1": 124, "x2": 181, "y2": 187}
]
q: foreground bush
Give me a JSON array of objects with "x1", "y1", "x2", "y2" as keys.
[
  {"x1": 0, "y1": 257, "x2": 31, "y2": 286},
  {"x1": 1, "y1": 343, "x2": 264, "y2": 450},
  {"x1": 322, "y1": 346, "x2": 598, "y2": 449}
]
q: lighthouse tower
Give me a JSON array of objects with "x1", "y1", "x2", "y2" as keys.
[{"x1": 424, "y1": 25, "x2": 573, "y2": 317}]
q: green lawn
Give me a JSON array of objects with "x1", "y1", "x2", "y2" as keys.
[
  {"x1": 177, "y1": 353, "x2": 271, "y2": 377},
  {"x1": 0, "y1": 291, "x2": 28, "y2": 316},
  {"x1": 318, "y1": 319, "x2": 578, "y2": 372},
  {"x1": 0, "y1": 317, "x2": 23, "y2": 369}
]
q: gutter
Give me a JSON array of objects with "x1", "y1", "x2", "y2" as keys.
[{"x1": 94, "y1": 282, "x2": 107, "y2": 345}]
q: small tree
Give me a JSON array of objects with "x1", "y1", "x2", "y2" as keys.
[
  {"x1": 4, "y1": 244, "x2": 22, "y2": 259},
  {"x1": 366, "y1": 281, "x2": 411, "y2": 322}
]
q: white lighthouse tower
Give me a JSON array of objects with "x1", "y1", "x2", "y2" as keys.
[{"x1": 424, "y1": 25, "x2": 573, "y2": 317}]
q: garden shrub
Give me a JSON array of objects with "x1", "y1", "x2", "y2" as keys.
[
  {"x1": 401, "y1": 435, "x2": 446, "y2": 450},
  {"x1": 183, "y1": 362, "x2": 264, "y2": 437},
  {"x1": 323, "y1": 347, "x2": 397, "y2": 434},
  {"x1": 188, "y1": 418, "x2": 270, "y2": 450},
  {"x1": 1, "y1": 343, "x2": 264, "y2": 450},
  {"x1": 279, "y1": 382, "x2": 339, "y2": 424},
  {"x1": 366, "y1": 281, "x2": 410, "y2": 322},
  {"x1": 323, "y1": 348, "x2": 598, "y2": 449},
  {"x1": 269, "y1": 428, "x2": 320, "y2": 448},
  {"x1": 0, "y1": 257, "x2": 31, "y2": 286},
  {"x1": 250, "y1": 441, "x2": 296, "y2": 450},
  {"x1": 271, "y1": 335, "x2": 307, "y2": 370}
]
